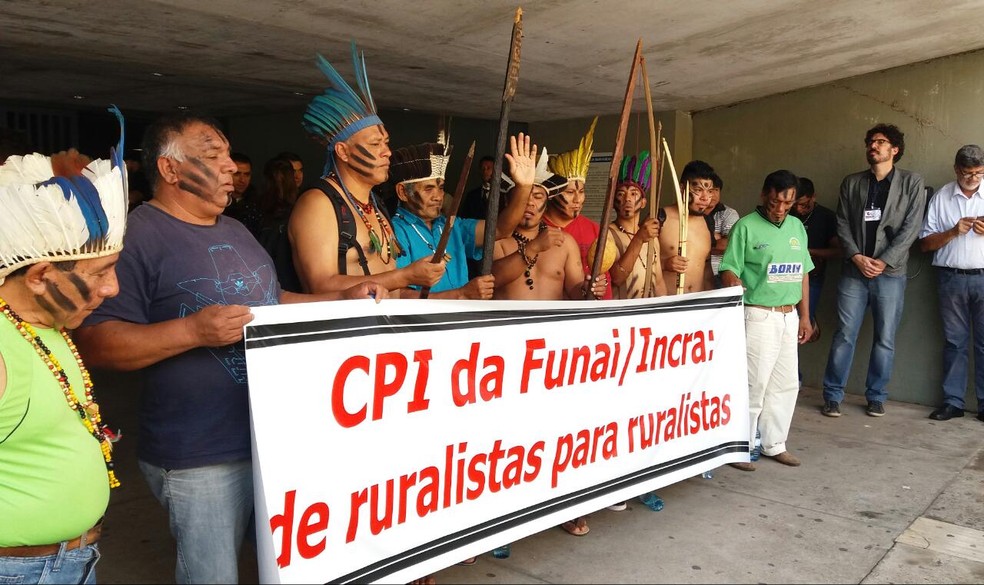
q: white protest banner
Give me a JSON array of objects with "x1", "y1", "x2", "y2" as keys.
[{"x1": 245, "y1": 287, "x2": 750, "y2": 584}]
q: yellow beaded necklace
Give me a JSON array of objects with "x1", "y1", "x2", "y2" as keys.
[{"x1": 0, "y1": 297, "x2": 120, "y2": 489}]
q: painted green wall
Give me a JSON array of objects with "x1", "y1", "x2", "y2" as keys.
[{"x1": 693, "y1": 48, "x2": 984, "y2": 408}]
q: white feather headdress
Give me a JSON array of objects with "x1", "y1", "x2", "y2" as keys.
[{"x1": 0, "y1": 106, "x2": 128, "y2": 284}]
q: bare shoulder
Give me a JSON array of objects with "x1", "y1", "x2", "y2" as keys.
[{"x1": 290, "y1": 188, "x2": 337, "y2": 234}]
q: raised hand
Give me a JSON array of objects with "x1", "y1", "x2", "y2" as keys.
[{"x1": 504, "y1": 133, "x2": 537, "y2": 188}]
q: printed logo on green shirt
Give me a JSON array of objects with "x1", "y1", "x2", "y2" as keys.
[{"x1": 788, "y1": 236, "x2": 802, "y2": 250}]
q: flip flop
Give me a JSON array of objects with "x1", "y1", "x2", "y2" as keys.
[
  {"x1": 560, "y1": 517, "x2": 590, "y2": 536},
  {"x1": 457, "y1": 557, "x2": 477, "y2": 566}
]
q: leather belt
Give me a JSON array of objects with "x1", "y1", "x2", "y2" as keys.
[
  {"x1": 747, "y1": 304, "x2": 795, "y2": 314},
  {"x1": 0, "y1": 522, "x2": 102, "y2": 558},
  {"x1": 938, "y1": 267, "x2": 984, "y2": 275}
]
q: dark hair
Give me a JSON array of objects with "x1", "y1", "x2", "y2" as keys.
[
  {"x1": 141, "y1": 113, "x2": 225, "y2": 191},
  {"x1": 259, "y1": 158, "x2": 298, "y2": 218},
  {"x1": 275, "y1": 151, "x2": 302, "y2": 164},
  {"x1": 681, "y1": 160, "x2": 715, "y2": 184},
  {"x1": 232, "y1": 152, "x2": 252, "y2": 166},
  {"x1": 955, "y1": 145, "x2": 984, "y2": 169},
  {"x1": 761, "y1": 169, "x2": 799, "y2": 195},
  {"x1": 865, "y1": 123, "x2": 905, "y2": 163},
  {"x1": 710, "y1": 172, "x2": 723, "y2": 190},
  {"x1": 796, "y1": 177, "x2": 815, "y2": 198},
  {"x1": 479, "y1": 155, "x2": 495, "y2": 164}
]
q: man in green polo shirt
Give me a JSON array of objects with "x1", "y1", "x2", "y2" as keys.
[{"x1": 720, "y1": 169, "x2": 814, "y2": 471}]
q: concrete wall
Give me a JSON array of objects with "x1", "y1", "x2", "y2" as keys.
[{"x1": 693, "y1": 48, "x2": 984, "y2": 408}]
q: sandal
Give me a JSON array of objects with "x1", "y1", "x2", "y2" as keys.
[
  {"x1": 457, "y1": 557, "x2": 477, "y2": 566},
  {"x1": 560, "y1": 517, "x2": 590, "y2": 536}
]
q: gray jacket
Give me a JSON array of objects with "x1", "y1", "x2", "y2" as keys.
[{"x1": 836, "y1": 167, "x2": 926, "y2": 276}]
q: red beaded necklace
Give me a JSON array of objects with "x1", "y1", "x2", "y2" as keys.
[{"x1": 0, "y1": 297, "x2": 120, "y2": 489}]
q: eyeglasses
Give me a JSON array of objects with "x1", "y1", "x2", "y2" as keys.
[
  {"x1": 958, "y1": 170, "x2": 984, "y2": 180},
  {"x1": 865, "y1": 138, "x2": 891, "y2": 147}
]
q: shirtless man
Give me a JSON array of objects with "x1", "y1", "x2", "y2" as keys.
[
  {"x1": 289, "y1": 48, "x2": 445, "y2": 296},
  {"x1": 659, "y1": 159, "x2": 715, "y2": 294}
]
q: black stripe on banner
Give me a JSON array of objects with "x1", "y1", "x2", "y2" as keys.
[
  {"x1": 247, "y1": 294, "x2": 743, "y2": 350},
  {"x1": 330, "y1": 440, "x2": 749, "y2": 584}
]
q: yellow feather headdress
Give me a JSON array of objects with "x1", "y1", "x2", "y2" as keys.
[{"x1": 548, "y1": 117, "x2": 598, "y2": 184}]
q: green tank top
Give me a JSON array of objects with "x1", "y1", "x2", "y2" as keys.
[{"x1": 0, "y1": 317, "x2": 109, "y2": 546}]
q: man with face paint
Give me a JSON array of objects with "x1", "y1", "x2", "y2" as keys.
[
  {"x1": 0, "y1": 112, "x2": 128, "y2": 583},
  {"x1": 493, "y1": 150, "x2": 606, "y2": 538},
  {"x1": 608, "y1": 151, "x2": 666, "y2": 299},
  {"x1": 720, "y1": 170, "x2": 813, "y2": 471},
  {"x1": 542, "y1": 118, "x2": 614, "y2": 300},
  {"x1": 74, "y1": 113, "x2": 386, "y2": 585},
  {"x1": 659, "y1": 160, "x2": 716, "y2": 294},
  {"x1": 290, "y1": 48, "x2": 446, "y2": 298},
  {"x1": 390, "y1": 134, "x2": 536, "y2": 299}
]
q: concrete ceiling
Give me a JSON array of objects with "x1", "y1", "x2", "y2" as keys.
[{"x1": 4, "y1": 0, "x2": 984, "y2": 122}]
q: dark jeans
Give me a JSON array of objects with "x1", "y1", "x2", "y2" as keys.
[{"x1": 936, "y1": 270, "x2": 984, "y2": 410}]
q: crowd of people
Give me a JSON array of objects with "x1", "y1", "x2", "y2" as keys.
[{"x1": 2, "y1": 44, "x2": 983, "y2": 585}]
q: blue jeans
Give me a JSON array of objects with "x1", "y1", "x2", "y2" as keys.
[
  {"x1": 937, "y1": 270, "x2": 984, "y2": 410},
  {"x1": 0, "y1": 543, "x2": 99, "y2": 584},
  {"x1": 822, "y1": 269, "x2": 906, "y2": 404},
  {"x1": 139, "y1": 460, "x2": 254, "y2": 584},
  {"x1": 808, "y1": 277, "x2": 824, "y2": 324}
]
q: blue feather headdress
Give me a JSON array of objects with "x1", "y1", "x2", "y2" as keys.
[
  {"x1": 303, "y1": 42, "x2": 383, "y2": 176},
  {"x1": 618, "y1": 151, "x2": 653, "y2": 193},
  {"x1": 0, "y1": 106, "x2": 128, "y2": 284}
]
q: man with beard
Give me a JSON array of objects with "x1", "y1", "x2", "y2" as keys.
[
  {"x1": 659, "y1": 160, "x2": 715, "y2": 294},
  {"x1": 390, "y1": 134, "x2": 536, "y2": 299},
  {"x1": 608, "y1": 151, "x2": 666, "y2": 299},
  {"x1": 542, "y1": 117, "x2": 614, "y2": 299},
  {"x1": 74, "y1": 113, "x2": 386, "y2": 584},
  {"x1": 289, "y1": 48, "x2": 445, "y2": 296},
  {"x1": 820, "y1": 123, "x2": 925, "y2": 418}
]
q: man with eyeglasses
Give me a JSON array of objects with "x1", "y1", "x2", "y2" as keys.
[
  {"x1": 820, "y1": 123, "x2": 925, "y2": 418},
  {"x1": 918, "y1": 145, "x2": 984, "y2": 423}
]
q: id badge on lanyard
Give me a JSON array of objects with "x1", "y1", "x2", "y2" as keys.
[{"x1": 864, "y1": 208, "x2": 881, "y2": 222}]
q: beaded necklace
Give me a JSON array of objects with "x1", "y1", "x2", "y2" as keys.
[
  {"x1": 330, "y1": 172, "x2": 402, "y2": 263},
  {"x1": 0, "y1": 297, "x2": 120, "y2": 489},
  {"x1": 614, "y1": 222, "x2": 637, "y2": 237},
  {"x1": 394, "y1": 212, "x2": 451, "y2": 262},
  {"x1": 512, "y1": 222, "x2": 548, "y2": 290}
]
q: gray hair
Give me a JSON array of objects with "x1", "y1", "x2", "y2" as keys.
[{"x1": 955, "y1": 144, "x2": 984, "y2": 169}]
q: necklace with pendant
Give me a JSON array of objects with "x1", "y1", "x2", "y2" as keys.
[
  {"x1": 0, "y1": 297, "x2": 120, "y2": 489},
  {"x1": 331, "y1": 173, "x2": 402, "y2": 262},
  {"x1": 512, "y1": 222, "x2": 547, "y2": 290}
]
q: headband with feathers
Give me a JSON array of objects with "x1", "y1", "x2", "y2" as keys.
[
  {"x1": 0, "y1": 106, "x2": 128, "y2": 284},
  {"x1": 548, "y1": 116, "x2": 598, "y2": 184},
  {"x1": 618, "y1": 150, "x2": 652, "y2": 193},
  {"x1": 302, "y1": 42, "x2": 383, "y2": 176},
  {"x1": 389, "y1": 132, "x2": 452, "y2": 186}
]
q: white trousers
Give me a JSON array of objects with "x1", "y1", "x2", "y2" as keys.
[{"x1": 744, "y1": 306, "x2": 800, "y2": 456}]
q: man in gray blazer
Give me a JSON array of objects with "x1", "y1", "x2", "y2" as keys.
[{"x1": 821, "y1": 123, "x2": 925, "y2": 418}]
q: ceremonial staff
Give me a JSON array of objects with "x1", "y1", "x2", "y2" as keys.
[
  {"x1": 590, "y1": 39, "x2": 643, "y2": 284},
  {"x1": 480, "y1": 7, "x2": 523, "y2": 275},
  {"x1": 419, "y1": 141, "x2": 476, "y2": 299}
]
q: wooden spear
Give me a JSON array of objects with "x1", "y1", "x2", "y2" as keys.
[
  {"x1": 590, "y1": 39, "x2": 643, "y2": 286},
  {"x1": 419, "y1": 141, "x2": 476, "y2": 299},
  {"x1": 480, "y1": 7, "x2": 523, "y2": 276},
  {"x1": 660, "y1": 136, "x2": 688, "y2": 294}
]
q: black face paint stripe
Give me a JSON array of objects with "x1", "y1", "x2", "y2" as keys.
[
  {"x1": 347, "y1": 163, "x2": 372, "y2": 178},
  {"x1": 43, "y1": 280, "x2": 78, "y2": 312},
  {"x1": 350, "y1": 154, "x2": 375, "y2": 172},
  {"x1": 355, "y1": 145, "x2": 377, "y2": 160},
  {"x1": 67, "y1": 272, "x2": 92, "y2": 302},
  {"x1": 36, "y1": 295, "x2": 58, "y2": 318}
]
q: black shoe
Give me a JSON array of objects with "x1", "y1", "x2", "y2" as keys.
[
  {"x1": 928, "y1": 404, "x2": 965, "y2": 421},
  {"x1": 821, "y1": 400, "x2": 841, "y2": 417},
  {"x1": 977, "y1": 412, "x2": 984, "y2": 423},
  {"x1": 866, "y1": 401, "x2": 885, "y2": 417}
]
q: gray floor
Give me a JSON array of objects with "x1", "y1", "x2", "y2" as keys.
[{"x1": 95, "y1": 379, "x2": 984, "y2": 584}]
